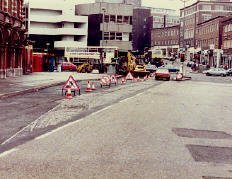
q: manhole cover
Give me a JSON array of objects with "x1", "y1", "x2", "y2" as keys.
[
  {"x1": 187, "y1": 145, "x2": 232, "y2": 164},
  {"x1": 172, "y1": 128, "x2": 232, "y2": 139}
]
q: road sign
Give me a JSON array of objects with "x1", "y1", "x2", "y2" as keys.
[
  {"x1": 62, "y1": 75, "x2": 80, "y2": 96},
  {"x1": 100, "y1": 75, "x2": 111, "y2": 88},
  {"x1": 126, "y1": 72, "x2": 134, "y2": 80}
]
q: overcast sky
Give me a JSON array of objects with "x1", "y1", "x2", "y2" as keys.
[
  {"x1": 76, "y1": 0, "x2": 198, "y2": 11},
  {"x1": 25, "y1": 0, "x2": 206, "y2": 12}
]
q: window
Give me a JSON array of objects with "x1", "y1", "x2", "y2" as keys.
[
  {"x1": 8, "y1": 0, "x2": 12, "y2": 14},
  {"x1": 116, "y1": 32, "x2": 122, "y2": 40},
  {"x1": 104, "y1": 15, "x2": 109, "y2": 23},
  {"x1": 104, "y1": 32, "x2": 109, "y2": 40},
  {"x1": 117, "y1": 15, "x2": 122, "y2": 23},
  {"x1": 214, "y1": 5, "x2": 223, "y2": 11},
  {"x1": 123, "y1": 16, "x2": 129, "y2": 24},
  {"x1": 202, "y1": 5, "x2": 211, "y2": 10},
  {"x1": 110, "y1": 32, "x2": 115, "y2": 40},
  {"x1": 0, "y1": 0, "x2": 3, "y2": 10},
  {"x1": 110, "y1": 15, "x2": 116, "y2": 23},
  {"x1": 202, "y1": 14, "x2": 212, "y2": 22}
]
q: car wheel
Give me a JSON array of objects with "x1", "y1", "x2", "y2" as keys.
[
  {"x1": 206, "y1": 73, "x2": 210, "y2": 76},
  {"x1": 167, "y1": 77, "x2": 170, "y2": 81},
  {"x1": 155, "y1": 77, "x2": 158, "y2": 80},
  {"x1": 221, "y1": 74, "x2": 225, "y2": 77}
]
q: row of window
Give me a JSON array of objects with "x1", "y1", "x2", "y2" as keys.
[
  {"x1": 153, "y1": 40, "x2": 179, "y2": 46},
  {"x1": 196, "y1": 39, "x2": 218, "y2": 48},
  {"x1": 197, "y1": 23, "x2": 219, "y2": 35},
  {"x1": 155, "y1": 30, "x2": 179, "y2": 37},
  {"x1": 103, "y1": 31, "x2": 132, "y2": 41},
  {"x1": 153, "y1": 16, "x2": 180, "y2": 24},
  {"x1": 181, "y1": 4, "x2": 232, "y2": 17},
  {"x1": 223, "y1": 40, "x2": 232, "y2": 49},
  {"x1": 184, "y1": 29, "x2": 194, "y2": 39},
  {"x1": 103, "y1": 15, "x2": 132, "y2": 25},
  {"x1": 0, "y1": 0, "x2": 23, "y2": 19},
  {"x1": 224, "y1": 24, "x2": 232, "y2": 33}
]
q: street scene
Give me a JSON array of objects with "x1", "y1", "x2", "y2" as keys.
[{"x1": 1, "y1": 0, "x2": 232, "y2": 178}]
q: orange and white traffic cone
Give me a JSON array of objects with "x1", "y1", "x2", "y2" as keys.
[
  {"x1": 121, "y1": 77, "x2": 126, "y2": 84},
  {"x1": 85, "y1": 81, "x2": 92, "y2": 92},
  {"x1": 144, "y1": 76, "x2": 147, "y2": 81},
  {"x1": 65, "y1": 85, "x2": 72, "y2": 99},
  {"x1": 91, "y1": 82, "x2": 96, "y2": 90}
]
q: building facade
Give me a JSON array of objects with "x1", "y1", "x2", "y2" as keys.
[
  {"x1": 25, "y1": 0, "x2": 88, "y2": 54},
  {"x1": 132, "y1": 8, "x2": 151, "y2": 52},
  {"x1": 151, "y1": 25, "x2": 180, "y2": 57},
  {"x1": 95, "y1": 0, "x2": 141, "y2": 7},
  {"x1": 76, "y1": 2, "x2": 133, "y2": 52},
  {"x1": 196, "y1": 16, "x2": 223, "y2": 50},
  {"x1": 180, "y1": 0, "x2": 232, "y2": 50},
  {"x1": 150, "y1": 8, "x2": 179, "y2": 28},
  {"x1": 0, "y1": 0, "x2": 26, "y2": 78},
  {"x1": 221, "y1": 16, "x2": 232, "y2": 69}
]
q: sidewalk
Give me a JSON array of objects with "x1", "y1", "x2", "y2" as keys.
[{"x1": 0, "y1": 72, "x2": 103, "y2": 99}]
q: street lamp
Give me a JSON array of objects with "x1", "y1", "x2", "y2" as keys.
[
  {"x1": 180, "y1": 0, "x2": 191, "y2": 76},
  {"x1": 101, "y1": 7, "x2": 106, "y2": 47},
  {"x1": 100, "y1": 7, "x2": 106, "y2": 73}
]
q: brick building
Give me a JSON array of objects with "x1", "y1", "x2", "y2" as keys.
[
  {"x1": 180, "y1": 0, "x2": 232, "y2": 50},
  {"x1": 221, "y1": 16, "x2": 232, "y2": 69},
  {"x1": 151, "y1": 25, "x2": 180, "y2": 58},
  {"x1": 196, "y1": 16, "x2": 223, "y2": 51},
  {"x1": 0, "y1": 0, "x2": 26, "y2": 78}
]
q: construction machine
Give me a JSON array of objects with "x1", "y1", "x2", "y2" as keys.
[
  {"x1": 116, "y1": 51, "x2": 149, "y2": 77},
  {"x1": 77, "y1": 63, "x2": 93, "y2": 73}
]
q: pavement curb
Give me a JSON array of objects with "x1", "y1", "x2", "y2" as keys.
[{"x1": 0, "y1": 78, "x2": 101, "y2": 99}]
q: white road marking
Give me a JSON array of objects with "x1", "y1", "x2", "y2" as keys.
[{"x1": 0, "y1": 148, "x2": 18, "y2": 158}]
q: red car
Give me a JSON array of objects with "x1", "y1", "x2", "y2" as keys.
[
  {"x1": 61, "y1": 62, "x2": 77, "y2": 71},
  {"x1": 155, "y1": 68, "x2": 170, "y2": 81}
]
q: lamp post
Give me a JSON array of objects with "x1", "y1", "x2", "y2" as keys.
[
  {"x1": 100, "y1": 7, "x2": 106, "y2": 73},
  {"x1": 180, "y1": 0, "x2": 191, "y2": 76},
  {"x1": 101, "y1": 7, "x2": 106, "y2": 47}
]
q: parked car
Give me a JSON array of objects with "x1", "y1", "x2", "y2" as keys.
[
  {"x1": 158, "y1": 64, "x2": 179, "y2": 73},
  {"x1": 155, "y1": 68, "x2": 170, "y2": 81},
  {"x1": 204, "y1": 68, "x2": 227, "y2": 76},
  {"x1": 226, "y1": 68, "x2": 232, "y2": 76},
  {"x1": 61, "y1": 62, "x2": 77, "y2": 71},
  {"x1": 145, "y1": 62, "x2": 157, "y2": 73}
]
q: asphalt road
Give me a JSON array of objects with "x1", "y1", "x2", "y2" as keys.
[
  {"x1": 0, "y1": 78, "x2": 163, "y2": 151},
  {"x1": 0, "y1": 77, "x2": 231, "y2": 178}
]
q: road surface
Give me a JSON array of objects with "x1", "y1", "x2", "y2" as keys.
[{"x1": 0, "y1": 79, "x2": 232, "y2": 178}]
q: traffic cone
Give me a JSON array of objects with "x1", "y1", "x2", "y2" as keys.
[
  {"x1": 85, "y1": 81, "x2": 92, "y2": 92},
  {"x1": 121, "y1": 77, "x2": 126, "y2": 84},
  {"x1": 144, "y1": 76, "x2": 147, "y2": 81},
  {"x1": 136, "y1": 76, "x2": 140, "y2": 82},
  {"x1": 91, "y1": 82, "x2": 96, "y2": 90},
  {"x1": 65, "y1": 85, "x2": 72, "y2": 99}
]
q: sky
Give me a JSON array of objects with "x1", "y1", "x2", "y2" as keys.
[
  {"x1": 76, "y1": 0, "x2": 198, "y2": 11},
  {"x1": 25, "y1": 0, "x2": 201, "y2": 12}
]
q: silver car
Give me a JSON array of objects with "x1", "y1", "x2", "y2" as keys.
[{"x1": 205, "y1": 68, "x2": 227, "y2": 76}]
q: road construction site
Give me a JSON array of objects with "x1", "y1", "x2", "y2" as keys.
[{"x1": 0, "y1": 75, "x2": 163, "y2": 153}]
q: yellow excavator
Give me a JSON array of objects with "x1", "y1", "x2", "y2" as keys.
[
  {"x1": 77, "y1": 63, "x2": 93, "y2": 73},
  {"x1": 127, "y1": 51, "x2": 149, "y2": 77}
]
